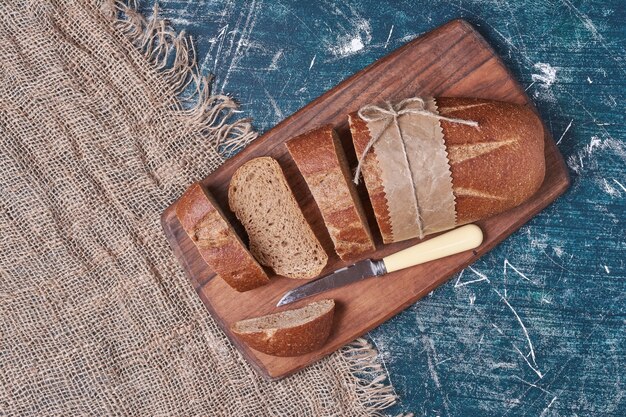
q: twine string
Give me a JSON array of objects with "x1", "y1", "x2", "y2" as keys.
[{"x1": 353, "y1": 97, "x2": 479, "y2": 184}]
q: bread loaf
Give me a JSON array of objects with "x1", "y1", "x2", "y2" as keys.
[
  {"x1": 231, "y1": 299, "x2": 335, "y2": 357},
  {"x1": 176, "y1": 183, "x2": 270, "y2": 292},
  {"x1": 350, "y1": 97, "x2": 545, "y2": 242},
  {"x1": 437, "y1": 97, "x2": 545, "y2": 223},
  {"x1": 286, "y1": 125, "x2": 375, "y2": 260},
  {"x1": 228, "y1": 157, "x2": 328, "y2": 279}
]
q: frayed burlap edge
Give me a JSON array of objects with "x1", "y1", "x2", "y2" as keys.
[
  {"x1": 100, "y1": 1, "x2": 407, "y2": 415},
  {"x1": 100, "y1": 0, "x2": 258, "y2": 158},
  {"x1": 339, "y1": 338, "x2": 412, "y2": 416}
]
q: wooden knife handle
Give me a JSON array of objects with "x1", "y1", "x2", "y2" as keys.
[{"x1": 382, "y1": 224, "x2": 483, "y2": 273}]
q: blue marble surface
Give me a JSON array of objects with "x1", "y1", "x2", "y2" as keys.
[{"x1": 144, "y1": 1, "x2": 625, "y2": 415}]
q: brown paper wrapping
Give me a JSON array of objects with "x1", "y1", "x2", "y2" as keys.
[
  {"x1": 366, "y1": 97, "x2": 457, "y2": 240},
  {"x1": 402, "y1": 98, "x2": 457, "y2": 235},
  {"x1": 366, "y1": 110, "x2": 422, "y2": 241}
]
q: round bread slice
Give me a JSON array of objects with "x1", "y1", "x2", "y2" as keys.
[
  {"x1": 228, "y1": 157, "x2": 328, "y2": 279},
  {"x1": 231, "y1": 299, "x2": 335, "y2": 357}
]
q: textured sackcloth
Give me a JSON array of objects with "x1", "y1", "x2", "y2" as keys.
[{"x1": 0, "y1": 1, "x2": 400, "y2": 415}]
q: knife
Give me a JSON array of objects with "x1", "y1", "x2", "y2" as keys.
[{"x1": 276, "y1": 224, "x2": 483, "y2": 306}]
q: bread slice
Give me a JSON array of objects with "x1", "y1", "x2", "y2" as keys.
[
  {"x1": 348, "y1": 113, "x2": 394, "y2": 243},
  {"x1": 176, "y1": 183, "x2": 270, "y2": 292},
  {"x1": 286, "y1": 125, "x2": 375, "y2": 260},
  {"x1": 349, "y1": 97, "x2": 545, "y2": 242},
  {"x1": 231, "y1": 299, "x2": 335, "y2": 357},
  {"x1": 228, "y1": 157, "x2": 327, "y2": 279}
]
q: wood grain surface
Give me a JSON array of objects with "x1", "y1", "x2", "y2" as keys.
[{"x1": 161, "y1": 20, "x2": 569, "y2": 380}]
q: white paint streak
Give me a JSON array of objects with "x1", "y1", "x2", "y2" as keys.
[
  {"x1": 568, "y1": 136, "x2": 626, "y2": 174},
  {"x1": 561, "y1": 0, "x2": 602, "y2": 40},
  {"x1": 220, "y1": 0, "x2": 261, "y2": 92},
  {"x1": 541, "y1": 247, "x2": 576, "y2": 274},
  {"x1": 539, "y1": 396, "x2": 558, "y2": 417},
  {"x1": 454, "y1": 267, "x2": 490, "y2": 288},
  {"x1": 613, "y1": 179, "x2": 626, "y2": 193},
  {"x1": 540, "y1": 293, "x2": 553, "y2": 304},
  {"x1": 530, "y1": 235, "x2": 549, "y2": 251},
  {"x1": 494, "y1": 289, "x2": 542, "y2": 377},
  {"x1": 587, "y1": 136, "x2": 602, "y2": 154},
  {"x1": 202, "y1": 24, "x2": 229, "y2": 74},
  {"x1": 504, "y1": 259, "x2": 532, "y2": 283},
  {"x1": 168, "y1": 17, "x2": 192, "y2": 26},
  {"x1": 491, "y1": 362, "x2": 516, "y2": 369},
  {"x1": 436, "y1": 357, "x2": 452, "y2": 366},
  {"x1": 531, "y1": 63, "x2": 558, "y2": 87},
  {"x1": 368, "y1": 337, "x2": 396, "y2": 390},
  {"x1": 268, "y1": 49, "x2": 283, "y2": 70},
  {"x1": 397, "y1": 33, "x2": 420, "y2": 43},
  {"x1": 492, "y1": 323, "x2": 505, "y2": 335},
  {"x1": 416, "y1": 317, "x2": 451, "y2": 415},
  {"x1": 384, "y1": 24, "x2": 394, "y2": 49},
  {"x1": 264, "y1": 89, "x2": 284, "y2": 120},
  {"x1": 417, "y1": 323, "x2": 441, "y2": 389},
  {"x1": 524, "y1": 81, "x2": 536, "y2": 91},
  {"x1": 601, "y1": 178, "x2": 621, "y2": 197},
  {"x1": 556, "y1": 119, "x2": 573, "y2": 145},
  {"x1": 338, "y1": 37, "x2": 364, "y2": 55},
  {"x1": 328, "y1": 17, "x2": 371, "y2": 58},
  {"x1": 513, "y1": 344, "x2": 544, "y2": 379},
  {"x1": 512, "y1": 375, "x2": 553, "y2": 395}
]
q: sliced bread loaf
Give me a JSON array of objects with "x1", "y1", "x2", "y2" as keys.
[
  {"x1": 176, "y1": 183, "x2": 270, "y2": 292},
  {"x1": 286, "y1": 125, "x2": 375, "y2": 260},
  {"x1": 231, "y1": 299, "x2": 335, "y2": 356},
  {"x1": 228, "y1": 157, "x2": 327, "y2": 279}
]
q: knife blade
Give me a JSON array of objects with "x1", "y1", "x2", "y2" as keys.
[
  {"x1": 276, "y1": 259, "x2": 387, "y2": 307},
  {"x1": 276, "y1": 224, "x2": 483, "y2": 307}
]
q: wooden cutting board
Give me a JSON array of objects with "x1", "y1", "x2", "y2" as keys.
[{"x1": 161, "y1": 19, "x2": 569, "y2": 380}]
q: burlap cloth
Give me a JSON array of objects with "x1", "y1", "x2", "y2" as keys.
[{"x1": 0, "y1": 1, "x2": 400, "y2": 415}]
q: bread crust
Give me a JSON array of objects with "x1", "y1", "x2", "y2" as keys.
[
  {"x1": 231, "y1": 300, "x2": 335, "y2": 357},
  {"x1": 350, "y1": 98, "x2": 545, "y2": 241},
  {"x1": 176, "y1": 183, "x2": 269, "y2": 292},
  {"x1": 349, "y1": 113, "x2": 394, "y2": 243},
  {"x1": 437, "y1": 97, "x2": 545, "y2": 224},
  {"x1": 286, "y1": 125, "x2": 375, "y2": 260}
]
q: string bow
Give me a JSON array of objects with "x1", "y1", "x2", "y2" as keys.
[{"x1": 353, "y1": 97, "x2": 478, "y2": 184}]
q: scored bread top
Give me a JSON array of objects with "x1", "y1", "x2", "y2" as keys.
[
  {"x1": 228, "y1": 157, "x2": 328, "y2": 279},
  {"x1": 176, "y1": 183, "x2": 269, "y2": 292},
  {"x1": 231, "y1": 299, "x2": 335, "y2": 357},
  {"x1": 437, "y1": 97, "x2": 545, "y2": 224},
  {"x1": 286, "y1": 125, "x2": 375, "y2": 260}
]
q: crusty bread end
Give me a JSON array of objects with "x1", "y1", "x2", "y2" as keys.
[{"x1": 176, "y1": 183, "x2": 270, "y2": 292}]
